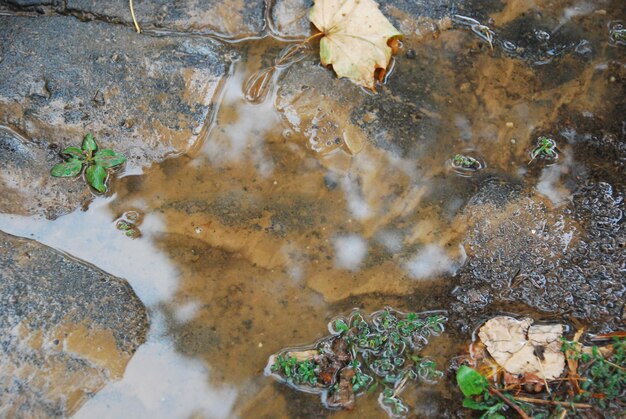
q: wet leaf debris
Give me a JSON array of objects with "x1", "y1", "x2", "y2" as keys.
[
  {"x1": 309, "y1": 0, "x2": 402, "y2": 90},
  {"x1": 266, "y1": 308, "x2": 447, "y2": 416},
  {"x1": 457, "y1": 316, "x2": 626, "y2": 418}
]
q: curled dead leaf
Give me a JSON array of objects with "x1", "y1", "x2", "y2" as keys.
[
  {"x1": 309, "y1": 0, "x2": 401, "y2": 90},
  {"x1": 478, "y1": 316, "x2": 565, "y2": 380}
]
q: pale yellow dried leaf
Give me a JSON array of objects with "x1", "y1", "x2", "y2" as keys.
[
  {"x1": 478, "y1": 316, "x2": 565, "y2": 380},
  {"x1": 309, "y1": 0, "x2": 401, "y2": 89}
]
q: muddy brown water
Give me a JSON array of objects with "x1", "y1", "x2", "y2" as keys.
[{"x1": 1, "y1": 0, "x2": 625, "y2": 417}]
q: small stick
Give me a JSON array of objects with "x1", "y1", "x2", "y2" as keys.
[
  {"x1": 304, "y1": 31, "x2": 324, "y2": 43},
  {"x1": 513, "y1": 396, "x2": 592, "y2": 409},
  {"x1": 129, "y1": 0, "x2": 141, "y2": 33},
  {"x1": 489, "y1": 388, "x2": 531, "y2": 419},
  {"x1": 604, "y1": 360, "x2": 625, "y2": 371}
]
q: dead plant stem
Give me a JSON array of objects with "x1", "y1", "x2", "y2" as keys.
[
  {"x1": 513, "y1": 396, "x2": 592, "y2": 409},
  {"x1": 129, "y1": 0, "x2": 141, "y2": 33},
  {"x1": 489, "y1": 388, "x2": 531, "y2": 419}
]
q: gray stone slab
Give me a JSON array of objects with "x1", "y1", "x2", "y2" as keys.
[
  {"x1": 0, "y1": 15, "x2": 231, "y2": 218},
  {"x1": 65, "y1": 0, "x2": 265, "y2": 39},
  {"x1": 0, "y1": 230, "x2": 148, "y2": 417}
]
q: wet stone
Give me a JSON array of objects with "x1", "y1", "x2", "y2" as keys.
[
  {"x1": 268, "y1": 0, "x2": 503, "y2": 38},
  {"x1": 65, "y1": 0, "x2": 265, "y2": 39},
  {"x1": 452, "y1": 179, "x2": 626, "y2": 331},
  {"x1": 0, "y1": 126, "x2": 91, "y2": 219},
  {"x1": 0, "y1": 231, "x2": 148, "y2": 417},
  {"x1": 0, "y1": 0, "x2": 58, "y2": 6},
  {"x1": 276, "y1": 60, "x2": 368, "y2": 158},
  {"x1": 0, "y1": 15, "x2": 231, "y2": 218}
]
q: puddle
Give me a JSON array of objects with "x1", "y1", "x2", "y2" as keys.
[
  {"x1": 1, "y1": 0, "x2": 624, "y2": 417},
  {"x1": 74, "y1": 312, "x2": 238, "y2": 419}
]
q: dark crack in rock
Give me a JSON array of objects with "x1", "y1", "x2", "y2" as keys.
[
  {"x1": 0, "y1": 0, "x2": 265, "y2": 38},
  {"x1": 65, "y1": 0, "x2": 265, "y2": 39},
  {"x1": 0, "y1": 0, "x2": 58, "y2": 7},
  {"x1": 0, "y1": 231, "x2": 148, "y2": 417}
]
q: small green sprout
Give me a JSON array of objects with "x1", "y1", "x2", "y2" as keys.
[
  {"x1": 116, "y1": 220, "x2": 140, "y2": 238},
  {"x1": 380, "y1": 388, "x2": 409, "y2": 416},
  {"x1": 561, "y1": 337, "x2": 626, "y2": 409},
  {"x1": 114, "y1": 211, "x2": 142, "y2": 239},
  {"x1": 334, "y1": 319, "x2": 350, "y2": 333},
  {"x1": 609, "y1": 27, "x2": 626, "y2": 44},
  {"x1": 529, "y1": 136, "x2": 558, "y2": 164},
  {"x1": 50, "y1": 132, "x2": 126, "y2": 193},
  {"x1": 474, "y1": 25, "x2": 494, "y2": 49},
  {"x1": 350, "y1": 360, "x2": 373, "y2": 393},
  {"x1": 452, "y1": 154, "x2": 481, "y2": 170},
  {"x1": 456, "y1": 365, "x2": 513, "y2": 418}
]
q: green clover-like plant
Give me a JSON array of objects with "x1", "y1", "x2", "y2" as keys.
[
  {"x1": 610, "y1": 27, "x2": 626, "y2": 44},
  {"x1": 529, "y1": 136, "x2": 558, "y2": 164},
  {"x1": 452, "y1": 154, "x2": 481, "y2": 170},
  {"x1": 50, "y1": 133, "x2": 126, "y2": 193}
]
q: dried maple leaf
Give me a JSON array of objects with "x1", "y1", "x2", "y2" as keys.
[{"x1": 309, "y1": 0, "x2": 401, "y2": 90}]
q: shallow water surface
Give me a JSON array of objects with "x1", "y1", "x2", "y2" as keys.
[{"x1": 1, "y1": 0, "x2": 624, "y2": 417}]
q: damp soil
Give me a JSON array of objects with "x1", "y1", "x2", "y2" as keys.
[{"x1": 0, "y1": 0, "x2": 624, "y2": 417}]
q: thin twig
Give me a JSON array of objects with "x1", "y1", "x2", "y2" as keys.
[
  {"x1": 535, "y1": 357, "x2": 551, "y2": 395},
  {"x1": 567, "y1": 328, "x2": 585, "y2": 395},
  {"x1": 489, "y1": 388, "x2": 531, "y2": 419},
  {"x1": 605, "y1": 360, "x2": 625, "y2": 371},
  {"x1": 304, "y1": 31, "x2": 324, "y2": 43},
  {"x1": 129, "y1": 0, "x2": 141, "y2": 33},
  {"x1": 513, "y1": 396, "x2": 592, "y2": 409}
]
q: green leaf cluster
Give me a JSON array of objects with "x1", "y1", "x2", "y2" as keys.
[
  {"x1": 350, "y1": 360, "x2": 373, "y2": 393},
  {"x1": 50, "y1": 132, "x2": 126, "y2": 193},
  {"x1": 272, "y1": 308, "x2": 446, "y2": 417},
  {"x1": 529, "y1": 136, "x2": 558, "y2": 163},
  {"x1": 271, "y1": 354, "x2": 318, "y2": 386},
  {"x1": 456, "y1": 365, "x2": 517, "y2": 419},
  {"x1": 562, "y1": 337, "x2": 626, "y2": 409},
  {"x1": 333, "y1": 308, "x2": 446, "y2": 413},
  {"x1": 452, "y1": 154, "x2": 481, "y2": 170},
  {"x1": 380, "y1": 387, "x2": 409, "y2": 416}
]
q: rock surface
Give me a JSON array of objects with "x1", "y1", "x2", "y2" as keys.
[
  {"x1": 0, "y1": 126, "x2": 92, "y2": 218},
  {"x1": 0, "y1": 231, "x2": 148, "y2": 417},
  {"x1": 452, "y1": 179, "x2": 626, "y2": 330},
  {"x1": 0, "y1": 15, "x2": 231, "y2": 218},
  {"x1": 0, "y1": 0, "x2": 265, "y2": 39},
  {"x1": 65, "y1": 0, "x2": 265, "y2": 39},
  {"x1": 268, "y1": 0, "x2": 475, "y2": 39}
]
